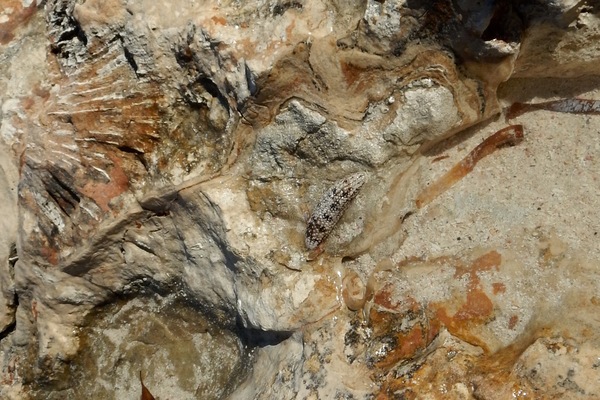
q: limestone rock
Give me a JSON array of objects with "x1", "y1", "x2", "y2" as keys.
[{"x1": 1, "y1": 0, "x2": 600, "y2": 399}]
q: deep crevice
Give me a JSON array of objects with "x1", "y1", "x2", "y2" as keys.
[
  {"x1": 0, "y1": 321, "x2": 16, "y2": 342},
  {"x1": 117, "y1": 145, "x2": 144, "y2": 155},
  {"x1": 122, "y1": 45, "x2": 139, "y2": 76},
  {"x1": 0, "y1": 242, "x2": 17, "y2": 342},
  {"x1": 48, "y1": 167, "x2": 81, "y2": 205},
  {"x1": 40, "y1": 167, "x2": 81, "y2": 216},
  {"x1": 235, "y1": 320, "x2": 294, "y2": 348},
  {"x1": 56, "y1": 19, "x2": 88, "y2": 47},
  {"x1": 198, "y1": 77, "x2": 226, "y2": 102},
  {"x1": 272, "y1": 1, "x2": 303, "y2": 16}
]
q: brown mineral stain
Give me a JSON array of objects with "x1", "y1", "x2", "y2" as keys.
[
  {"x1": 46, "y1": 38, "x2": 163, "y2": 163},
  {"x1": 340, "y1": 61, "x2": 368, "y2": 87},
  {"x1": 454, "y1": 289, "x2": 495, "y2": 321},
  {"x1": 432, "y1": 154, "x2": 450, "y2": 163},
  {"x1": 372, "y1": 284, "x2": 401, "y2": 311},
  {"x1": 369, "y1": 295, "x2": 421, "y2": 335},
  {"x1": 21, "y1": 96, "x2": 35, "y2": 111},
  {"x1": 211, "y1": 15, "x2": 227, "y2": 25},
  {"x1": 368, "y1": 290, "x2": 443, "y2": 371},
  {"x1": 285, "y1": 18, "x2": 296, "y2": 40},
  {"x1": 0, "y1": 1, "x2": 37, "y2": 45},
  {"x1": 139, "y1": 371, "x2": 156, "y2": 400},
  {"x1": 253, "y1": 42, "x2": 474, "y2": 131},
  {"x1": 22, "y1": 85, "x2": 52, "y2": 110},
  {"x1": 80, "y1": 154, "x2": 129, "y2": 212},
  {"x1": 508, "y1": 315, "x2": 519, "y2": 330},
  {"x1": 470, "y1": 336, "x2": 542, "y2": 398},
  {"x1": 31, "y1": 300, "x2": 38, "y2": 321},
  {"x1": 492, "y1": 282, "x2": 506, "y2": 294},
  {"x1": 375, "y1": 337, "x2": 538, "y2": 400},
  {"x1": 39, "y1": 245, "x2": 59, "y2": 266},
  {"x1": 245, "y1": 184, "x2": 285, "y2": 216}
]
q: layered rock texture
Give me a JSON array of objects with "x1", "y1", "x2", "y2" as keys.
[{"x1": 1, "y1": 0, "x2": 600, "y2": 398}]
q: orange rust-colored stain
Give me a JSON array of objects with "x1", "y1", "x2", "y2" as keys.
[
  {"x1": 20, "y1": 85, "x2": 52, "y2": 114},
  {"x1": 432, "y1": 154, "x2": 450, "y2": 163},
  {"x1": 285, "y1": 18, "x2": 296, "y2": 40},
  {"x1": 45, "y1": 39, "x2": 164, "y2": 160},
  {"x1": 433, "y1": 287, "x2": 494, "y2": 351},
  {"x1": 80, "y1": 154, "x2": 129, "y2": 212},
  {"x1": 369, "y1": 296, "x2": 422, "y2": 336},
  {"x1": 394, "y1": 255, "x2": 454, "y2": 270},
  {"x1": 234, "y1": 37, "x2": 254, "y2": 57},
  {"x1": 454, "y1": 289, "x2": 494, "y2": 321},
  {"x1": 492, "y1": 282, "x2": 506, "y2": 294},
  {"x1": 0, "y1": 1, "x2": 37, "y2": 45},
  {"x1": 472, "y1": 339, "x2": 539, "y2": 394},
  {"x1": 211, "y1": 15, "x2": 227, "y2": 25},
  {"x1": 508, "y1": 315, "x2": 519, "y2": 330},
  {"x1": 375, "y1": 325, "x2": 427, "y2": 370},
  {"x1": 39, "y1": 245, "x2": 59, "y2": 266},
  {"x1": 373, "y1": 334, "x2": 537, "y2": 400},
  {"x1": 21, "y1": 96, "x2": 36, "y2": 111},
  {"x1": 32, "y1": 84, "x2": 51, "y2": 101},
  {"x1": 455, "y1": 250, "x2": 502, "y2": 286},
  {"x1": 68, "y1": 99, "x2": 160, "y2": 155},
  {"x1": 372, "y1": 284, "x2": 400, "y2": 310},
  {"x1": 367, "y1": 309, "x2": 390, "y2": 336}
]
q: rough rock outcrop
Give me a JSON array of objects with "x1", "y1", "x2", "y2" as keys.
[{"x1": 1, "y1": 0, "x2": 600, "y2": 398}]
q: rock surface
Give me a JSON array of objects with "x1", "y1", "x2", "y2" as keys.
[{"x1": 1, "y1": 0, "x2": 600, "y2": 399}]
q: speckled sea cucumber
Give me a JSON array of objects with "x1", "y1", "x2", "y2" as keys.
[{"x1": 305, "y1": 172, "x2": 366, "y2": 250}]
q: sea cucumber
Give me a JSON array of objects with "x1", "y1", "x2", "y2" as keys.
[{"x1": 305, "y1": 172, "x2": 366, "y2": 250}]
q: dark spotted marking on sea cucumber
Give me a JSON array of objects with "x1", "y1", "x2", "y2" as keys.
[{"x1": 305, "y1": 172, "x2": 366, "y2": 250}]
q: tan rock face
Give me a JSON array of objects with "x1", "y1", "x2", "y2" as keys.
[{"x1": 1, "y1": 0, "x2": 600, "y2": 398}]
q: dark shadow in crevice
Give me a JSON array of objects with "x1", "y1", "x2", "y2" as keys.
[
  {"x1": 234, "y1": 315, "x2": 294, "y2": 348},
  {"x1": 0, "y1": 321, "x2": 16, "y2": 343},
  {"x1": 498, "y1": 77, "x2": 600, "y2": 106}
]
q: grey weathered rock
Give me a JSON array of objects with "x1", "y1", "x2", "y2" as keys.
[
  {"x1": 0, "y1": 151, "x2": 18, "y2": 335},
  {"x1": 1, "y1": 0, "x2": 600, "y2": 399}
]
